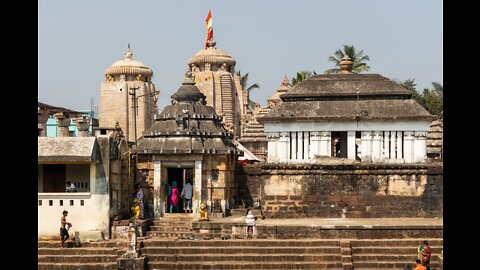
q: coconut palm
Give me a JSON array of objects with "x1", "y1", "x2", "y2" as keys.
[
  {"x1": 235, "y1": 70, "x2": 260, "y2": 110},
  {"x1": 324, "y1": 45, "x2": 370, "y2": 74},
  {"x1": 291, "y1": 71, "x2": 313, "y2": 86}
]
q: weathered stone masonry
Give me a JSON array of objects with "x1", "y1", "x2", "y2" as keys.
[{"x1": 235, "y1": 163, "x2": 442, "y2": 218}]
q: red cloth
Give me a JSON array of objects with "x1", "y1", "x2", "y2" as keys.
[{"x1": 421, "y1": 245, "x2": 431, "y2": 266}]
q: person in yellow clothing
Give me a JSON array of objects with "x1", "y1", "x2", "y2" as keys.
[{"x1": 131, "y1": 199, "x2": 141, "y2": 219}]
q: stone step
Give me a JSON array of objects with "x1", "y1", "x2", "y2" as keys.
[
  {"x1": 352, "y1": 246, "x2": 443, "y2": 254},
  {"x1": 38, "y1": 254, "x2": 118, "y2": 263},
  {"x1": 146, "y1": 231, "x2": 194, "y2": 238},
  {"x1": 146, "y1": 254, "x2": 341, "y2": 262},
  {"x1": 153, "y1": 221, "x2": 193, "y2": 226},
  {"x1": 353, "y1": 261, "x2": 441, "y2": 269},
  {"x1": 350, "y1": 239, "x2": 443, "y2": 247},
  {"x1": 147, "y1": 261, "x2": 343, "y2": 269},
  {"x1": 141, "y1": 246, "x2": 341, "y2": 255},
  {"x1": 38, "y1": 247, "x2": 121, "y2": 255},
  {"x1": 38, "y1": 240, "x2": 126, "y2": 248},
  {"x1": 352, "y1": 254, "x2": 441, "y2": 262},
  {"x1": 149, "y1": 226, "x2": 192, "y2": 232},
  {"x1": 37, "y1": 262, "x2": 117, "y2": 270},
  {"x1": 141, "y1": 239, "x2": 341, "y2": 247}
]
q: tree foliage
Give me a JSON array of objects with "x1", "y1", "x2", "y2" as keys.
[
  {"x1": 400, "y1": 79, "x2": 443, "y2": 117},
  {"x1": 291, "y1": 71, "x2": 313, "y2": 86},
  {"x1": 235, "y1": 70, "x2": 260, "y2": 110},
  {"x1": 325, "y1": 45, "x2": 370, "y2": 74}
]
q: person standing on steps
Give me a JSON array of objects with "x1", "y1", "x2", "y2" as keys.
[
  {"x1": 181, "y1": 179, "x2": 193, "y2": 213},
  {"x1": 245, "y1": 208, "x2": 256, "y2": 239},
  {"x1": 60, "y1": 210, "x2": 72, "y2": 248},
  {"x1": 169, "y1": 181, "x2": 180, "y2": 213}
]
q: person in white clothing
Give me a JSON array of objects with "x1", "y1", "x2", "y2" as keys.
[{"x1": 245, "y1": 208, "x2": 256, "y2": 238}]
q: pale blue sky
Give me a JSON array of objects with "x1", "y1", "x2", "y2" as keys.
[{"x1": 38, "y1": 0, "x2": 442, "y2": 112}]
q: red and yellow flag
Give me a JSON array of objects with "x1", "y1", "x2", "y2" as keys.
[{"x1": 205, "y1": 10, "x2": 213, "y2": 49}]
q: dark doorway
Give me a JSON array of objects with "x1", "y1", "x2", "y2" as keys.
[
  {"x1": 331, "y1": 131, "x2": 348, "y2": 158},
  {"x1": 166, "y1": 168, "x2": 193, "y2": 213},
  {"x1": 43, "y1": 164, "x2": 66, "y2": 192}
]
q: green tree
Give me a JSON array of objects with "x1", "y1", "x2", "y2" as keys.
[
  {"x1": 400, "y1": 79, "x2": 425, "y2": 108},
  {"x1": 324, "y1": 45, "x2": 370, "y2": 74},
  {"x1": 235, "y1": 70, "x2": 260, "y2": 110},
  {"x1": 423, "y1": 82, "x2": 443, "y2": 117},
  {"x1": 291, "y1": 71, "x2": 313, "y2": 86}
]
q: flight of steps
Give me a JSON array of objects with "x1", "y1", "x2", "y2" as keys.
[
  {"x1": 141, "y1": 239, "x2": 344, "y2": 269},
  {"x1": 350, "y1": 238, "x2": 443, "y2": 269},
  {"x1": 146, "y1": 213, "x2": 194, "y2": 239},
  {"x1": 220, "y1": 74, "x2": 234, "y2": 125},
  {"x1": 38, "y1": 240, "x2": 126, "y2": 270}
]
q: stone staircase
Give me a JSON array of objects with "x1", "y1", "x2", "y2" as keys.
[
  {"x1": 37, "y1": 240, "x2": 127, "y2": 270},
  {"x1": 146, "y1": 213, "x2": 195, "y2": 239},
  {"x1": 350, "y1": 238, "x2": 443, "y2": 269},
  {"x1": 141, "y1": 239, "x2": 344, "y2": 270}
]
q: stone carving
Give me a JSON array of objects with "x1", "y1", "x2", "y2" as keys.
[
  {"x1": 106, "y1": 74, "x2": 114, "y2": 81},
  {"x1": 199, "y1": 202, "x2": 209, "y2": 221},
  {"x1": 120, "y1": 74, "x2": 126, "y2": 81},
  {"x1": 122, "y1": 223, "x2": 138, "y2": 258},
  {"x1": 220, "y1": 63, "x2": 227, "y2": 71},
  {"x1": 205, "y1": 63, "x2": 211, "y2": 71},
  {"x1": 191, "y1": 64, "x2": 200, "y2": 72},
  {"x1": 135, "y1": 74, "x2": 142, "y2": 81}
]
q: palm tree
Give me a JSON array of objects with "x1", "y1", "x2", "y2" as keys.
[
  {"x1": 324, "y1": 45, "x2": 370, "y2": 74},
  {"x1": 291, "y1": 71, "x2": 313, "y2": 86},
  {"x1": 400, "y1": 78, "x2": 425, "y2": 108},
  {"x1": 235, "y1": 70, "x2": 260, "y2": 110}
]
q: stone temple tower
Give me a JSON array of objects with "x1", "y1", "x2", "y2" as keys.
[
  {"x1": 99, "y1": 47, "x2": 159, "y2": 142},
  {"x1": 187, "y1": 38, "x2": 248, "y2": 138}
]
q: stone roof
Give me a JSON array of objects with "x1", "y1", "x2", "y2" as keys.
[
  {"x1": 259, "y1": 99, "x2": 434, "y2": 122},
  {"x1": 137, "y1": 74, "x2": 240, "y2": 155},
  {"x1": 38, "y1": 102, "x2": 83, "y2": 116},
  {"x1": 280, "y1": 74, "x2": 412, "y2": 101},
  {"x1": 38, "y1": 137, "x2": 97, "y2": 162},
  {"x1": 187, "y1": 39, "x2": 236, "y2": 67},
  {"x1": 105, "y1": 48, "x2": 153, "y2": 77},
  {"x1": 267, "y1": 76, "x2": 291, "y2": 106},
  {"x1": 261, "y1": 74, "x2": 434, "y2": 122}
]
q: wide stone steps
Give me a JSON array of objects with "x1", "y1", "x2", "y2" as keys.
[
  {"x1": 352, "y1": 246, "x2": 443, "y2": 254},
  {"x1": 146, "y1": 254, "x2": 341, "y2": 262},
  {"x1": 38, "y1": 247, "x2": 122, "y2": 255},
  {"x1": 141, "y1": 246, "x2": 340, "y2": 255},
  {"x1": 37, "y1": 262, "x2": 117, "y2": 270},
  {"x1": 148, "y1": 261, "x2": 343, "y2": 270},
  {"x1": 38, "y1": 254, "x2": 118, "y2": 263},
  {"x1": 149, "y1": 225, "x2": 192, "y2": 232},
  {"x1": 38, "y1": 240, "x2": 127, "y2": 248},
  {"x1": 146, "y1": 231, "x2": 194, "y2": 238},
  {"x1": 354, "y1": 261, "x2": 441, "y2": 269},
  {"x1": 350, "y1": 238, "x2": 443, "y2": 247},
  {"x1": 142, "y1": 239, "x2": 341, "y2": 247}
]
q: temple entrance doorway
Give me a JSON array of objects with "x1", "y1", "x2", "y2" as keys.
[
  {"x1": 331, "y1": 131, "x2": 348, "y2": 158},
  {"x1": 166, "y1": 167, "x2": 193, "y2": 213}
]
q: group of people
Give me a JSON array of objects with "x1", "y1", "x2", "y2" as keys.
[
  {"x1": 167, "y1": 180, "x2": 193, "y2": 213},
  {"x1": 404, "y1": 240, "x2": 432, "y2": 270}
]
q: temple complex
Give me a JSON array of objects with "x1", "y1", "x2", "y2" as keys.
[
  {"x1": 99, "y1": 46, "x2": 159, "y2": 142},
  {"x1": 136, "y1": 72, "x2": 241, "y2": 218},
  {"x1": 259, "y1": 55, "x2": 435, "y2": 164}
]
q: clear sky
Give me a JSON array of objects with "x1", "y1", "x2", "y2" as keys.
[{"x1": 38, "y1": 0, "x2": 442, "y2": 112}]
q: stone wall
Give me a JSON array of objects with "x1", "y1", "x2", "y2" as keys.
[{"x1": 234, "y1": 163, "x2": 442, "y2": 218}]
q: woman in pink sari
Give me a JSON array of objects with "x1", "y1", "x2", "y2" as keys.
[{"x1": 169, "y1": 181, "x2": 180, "y2": 213}]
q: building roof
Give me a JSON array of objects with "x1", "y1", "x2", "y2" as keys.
[
  {"x1": 260, "y1": 73, "x2": 434, "y2": 122},
  {"x1": 187, "y1": 39, "x2": 236, "y2": 67},
  {"x1": 104, "y1": 48, "x2": 153, "y2": 77},
  {"x1": 38, "y1": 102, "x2": 83, "y2": 116},
  {"x1": 137, "y1": 73, "x2": 240, "y2": 155},
  {"x1": 38, "y1": 137, "x2": 97, "y2": 162}
]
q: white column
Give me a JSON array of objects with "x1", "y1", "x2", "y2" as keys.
[
  {"x1": 153, "y1": 160, "x2": 162, "y2": 219},
  {"x1": 297, "y1": 132, "x2": 304, "y2": 161},
  {"x1": 347, "y1": 131, "x2": 356, "y2": 160},
  {"x1": 383, "y1": 131, "x2": 390, "y2": 159},
  {"x1": 319, "y1": 132, "x2": 331, "y2": 156},
  {"x1": 396, "y1": 131, "x2": 403, "y2": 160},
  {"x1": 193, "y1": 160, "x2": 203, "y2": 217},
  {"x1": 371, "y1": 131, "x2": 382, "y2": 162},
  {"x1": 278, "y1": 132, "x2": 290, "y2": 162},
  {"x1": 414, "y1": 131, "x2": 427, "y2": 163},
  {"x1": 403, "y1": 132, "x2": 414, "y2": 163},
  {"x1": 267, "y1": 133, "x2": 279, "y2": 163},
  {"x1": 390, "y1": 131, "x2": 397, "y2": 160},
  {"x1": 361, "y1": 131, "x2": 372, "y2": 162},
  {"x1": 303, "y1": 132, "x2": 310, "y2": 161},
  {"x1": 291, "y1": 132, "x2": 297, "y2": 161},
  {"x1": 309, "y1": 132, "x2": 320, "y2": 159}
]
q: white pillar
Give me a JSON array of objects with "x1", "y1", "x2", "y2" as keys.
[
  {"x1": 297, "y1": 132, "x2": 304, "y2": 161},
  {"x1": 194, "y1": 160, "x2": 203, "y2": 217},
  {"x1": 403, "y1": 132, "x2": 414, "y2": 163},
  {"x1": 319, "y1": 132, "x2": 331, "y2": 156},
  {"x1": 371, "y1": 131, "x2": 382, "y2": 162},
  {"x1": 414, "y1": 131, "x2": 427, "y2": 163},
  {"x1": 347, "y1": 131, "x2": 356, "y2": 160},
  {"x1": 361, "y1": 131, "x2": 372, "y2": 162},
  {"x1": 390, "y1": 131, "x2": 397, "y2": 159},
  {"x1": 309, "y1": 132, "x2": 321, "y2": 159},
  {"x1": 278, "y1": 132, "x2": 290, "y2": 162},
  {"x1": 267, "y1": 133, "x2": 279, "y2": 163},
  {"x1": 384, "y1": 131, "x2": 390, "y2": 159},
  {"x1": 291, "y1": 132, "x2": 297, "y2": 161},
  {"x1": 303, "y1": 131, "x2": 310, "y2": 161},
  {"x1": 396, "y1": 131, "x2": 403, "y2": 160},
  {"x1": 153, "y1": 160, "x2": 162, "y2": 219}
]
